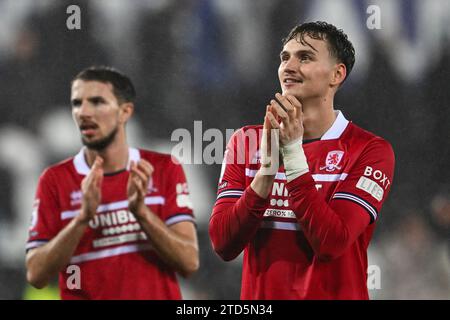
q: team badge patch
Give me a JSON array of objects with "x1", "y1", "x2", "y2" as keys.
[
  {"x1": 320, "y1": 150, "x2": 344, "y2": 172},
  {"x1": 70, "y1": 190, "x2": 82, "y2": 206}
]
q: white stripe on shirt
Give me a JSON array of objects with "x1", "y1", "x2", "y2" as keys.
[
  {"x1": 69, "y1": 243, "x2": 153, "y2": 264},
  {"x1": 260, "y1": 220, "x2": 300, "y2": 231},
  {"x1": 61, "y1": 196, "x2": 165, "y2": 220},
  {"x1": 245, "y1": 168, "x2": 348, "y2": 182},
  {"x1": 165, "y1": 214, "x2": 195, "y2": 226}
]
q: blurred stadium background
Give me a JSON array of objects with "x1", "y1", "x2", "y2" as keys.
[{"x1": 0, "y1": 0, "x2": 449, "y2": 299}]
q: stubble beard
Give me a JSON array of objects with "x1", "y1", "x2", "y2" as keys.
[{"x1": 81, "y1": 126, "x2": 119, "y2": 151}]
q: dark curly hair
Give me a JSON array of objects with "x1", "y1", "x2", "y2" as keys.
[
  {"x1": 282, "y1": 21, "x2": 355, "y2": 83},
  {"x1": 72, "y1": 66, "x2": 136, "y2": 104}
]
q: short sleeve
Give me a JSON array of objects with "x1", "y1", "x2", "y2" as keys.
[
  {"x1": 26, "y1": 169, "x2": 62, "y2": 251},
  {"x1": 331, "y1": 139, "x2": 395, "y2": 223},
  {"x1": 162, "y1": 158, "x2": 195, "y2": 226}
]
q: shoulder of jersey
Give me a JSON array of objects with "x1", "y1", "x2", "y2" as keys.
[
  {"x1": 346, "y1": 122, "x2": 392, "y2": 148},
  {"x1": 240, "y1": 124, "x2": 263, "y2": 133},
  {"x1": 138, "y1": 148, "x2": 179, "y2": 166},
  {"x1": 241, "y1": 124, "x2": 263, "y2": 132},
  {"x1": 231, "y1": 124, "x2": 263, "y2": 139},
  {"x1": 44, "y1": 156, "x2": 75, "y2": 174}
]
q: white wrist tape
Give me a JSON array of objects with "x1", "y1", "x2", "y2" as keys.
[{"x1": 281, "y1": 138, "x2": 309, "y2": 182}]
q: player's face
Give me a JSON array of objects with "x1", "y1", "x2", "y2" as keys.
[
  {"x1": 278, "y1": 36, "x2": 337, "y2": 101},
  {"x1": 71, "y1": 80, "x2": 123, "y2": 151}
]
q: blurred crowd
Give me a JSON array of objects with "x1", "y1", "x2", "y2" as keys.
[{"x1": 0, "y1": 0, "x2": 448, "y2": 299}]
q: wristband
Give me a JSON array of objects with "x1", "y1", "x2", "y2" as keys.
[{"x1": 281, "y1": 138, "x2": 309, "y2": 182}]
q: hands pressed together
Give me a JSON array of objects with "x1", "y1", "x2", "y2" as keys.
[
  {"x1": 127, "y1": 159, "x2": 154, "y2": 218},
  {"x1": 78, "y1": 157, "x2": 154, "y2": 224},
  {"x1": 260, "y1": 93, "x2": 309, "y2": 182},
  {"x1": 265, "y1": 93, "x2": 304, "y2": 146}
]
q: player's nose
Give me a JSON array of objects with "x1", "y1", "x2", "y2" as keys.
[
  {"x1": 283, "y1": 57, "x2": 299, "y2": 73},
  {"x1": 77, "y1": 100, "x2": 95, "y2": 117}
]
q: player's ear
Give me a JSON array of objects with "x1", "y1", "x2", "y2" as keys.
[
  {"x1": 331, "y1": 63, "x2": 346, "y2": 88},
  {"x1": 119, "y1": 102, "x2": 134, "y2": 123}
]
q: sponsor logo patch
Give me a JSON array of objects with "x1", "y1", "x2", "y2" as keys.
[
  {"x1": 218, "y1": 181, "x2": 228, "y2": 191},
  {"x1": 356, "y1": 176, "x2": 384, "y2": 201},
  {"x1": 363, "y1": 166, "x2": 391, "y2": 189},
  {"x1": 176, "y1": 194, "x2": 193, "y2": 209},
  {"x1": 263, "y1": 209, "x2": 296, "y2": 218}
]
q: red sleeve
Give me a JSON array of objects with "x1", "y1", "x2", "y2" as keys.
[
  {"x1": 26, "y1": 169, "x2": 62, "y2": 251},
  {"x1": 161, "y1": 157, "x2": 195, "y2": 226},
  {"x1": 286, "y1": 138, "x2": 395, "y2": 261},
  {"x1": 209, "y1": 128, "x2": 269, "y2": 261}
]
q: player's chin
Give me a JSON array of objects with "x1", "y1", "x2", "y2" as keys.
[
  {"x1": 282, "y1": 87, "x2": 303, "y2": 99},
  {"x1": 81, "y1": 136, "x2": 99, "y2": 146},
  {"x1": 81, "y1": 134, "x2": 96, "y2": 142}
]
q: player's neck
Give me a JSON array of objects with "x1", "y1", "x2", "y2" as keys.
[
  {"x1": 301, "y1": 98, "x2": 337, "y2": 140},
  {"x1": 84, "y1": 135, "x2": 129, "y2": 174}
]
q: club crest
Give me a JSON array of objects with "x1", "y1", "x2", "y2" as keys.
[{"x1": 320, "y1": 150, "x2": 344, "y2": 172}]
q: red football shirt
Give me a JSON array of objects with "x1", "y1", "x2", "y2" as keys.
[
  {"x1": 27, "y1": 148, "x2": 194, "y2": 300},
  {"x1": 210, "y1": 111, "x2": 395, "y2": 299}
]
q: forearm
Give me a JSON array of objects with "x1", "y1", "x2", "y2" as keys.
[
  {"x1": 287, "y1": 174, "x2": 368, "y2": 260},
  {"x1": 26, "y1": 215, "x2": 88, "y2": 288},
  {"x1": 250, "y1": 171, "x2": 276, "y2": 199},
  {"x1": 135, "y1": 208, "x2": 198, "y2": 277},
  {"x1": 209, "y1": 178, "x2": 270, "y2": 261}
]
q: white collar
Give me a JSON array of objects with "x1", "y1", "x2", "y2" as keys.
[
  {"x1": 73, "y1": 147, "x2": 141, "y2": 175},
  {"x1": 320, "y1": 110, "x2": 349, "y2": 140}
]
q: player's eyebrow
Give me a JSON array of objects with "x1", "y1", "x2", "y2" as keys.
[
  {"x1": 70, "y1": 96, "x2": 107, "y2": 106},
  {"x1": 280, "y1": 47, "x2": 317, "y2": 56},
  {"x1": 297, "y1": 49, "x2": 316, "y2": 56},
  {"x1": 87, "y1": 96, "x2": 106, "y2": 103}
]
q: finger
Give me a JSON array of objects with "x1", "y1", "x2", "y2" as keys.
[
  {"x1": 268, "y1": 104, "x2": 281, "y2": 123},
  {"x1": 273, "y1": 95, "x2": 288, "y2": 113},
  {"x1": 133, "y1": 176, "x2": 146, "y2": 198},
  {"x1": 91, "y1": 156, "x2": 104, "y2": 175},
  {"x1": 95, "y1": 170, "x2": 103, "y2": 189},
  {"x1": 83, "y1": 157, "x2": 103, "y2": 190},
  {"x1": 276, "y1": 93, "x2": 296, "y2": 123},
  {"x1": 264, "y1": 105, "x2": 273, "y2": 130},
  {"x1": 137, "y1": 160, "x2": 153, "y2": 178},
  {"x1": 131, "y1": 166, "x2": 149, "y2": 186},
  {"x1": 266, "y1": 111, "x2": 281, "y2": 129},
  {"x1": 284, "y1": 95, "x2": 303, "y2": 121},
  {"x1": 275, "y1": 93, "x2": 294, "y2": 114},
  {"x1": 270, "y1": 100, "x2": 291, "y2": 128},
  {"x1": 270, "y1": 100, "x2": 289, "y2": 121},
  {"x1": 284, "y1": 94, "x2": 302, "y2": 109}
]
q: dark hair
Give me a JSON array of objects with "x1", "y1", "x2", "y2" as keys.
[
  {"x1": 283, "y1": 21, "x2": 355, "y2": 83},
  {"x1": 72, "y1": 66, "x2": 136, "y2": 104}
]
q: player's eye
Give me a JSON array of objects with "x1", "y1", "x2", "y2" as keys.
[
  {"x1": 91, "y1": 97, "x2": 105, "y2": 105},
  {"x1": 300, "y1": 54, "x2": 311, "y2": 62},
  {"x1": 71, "y1": 99, "x2": 81, "y2": 107},
  {"x1": 280, "y1": 54, "x2": 289, "y2": 62}
]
